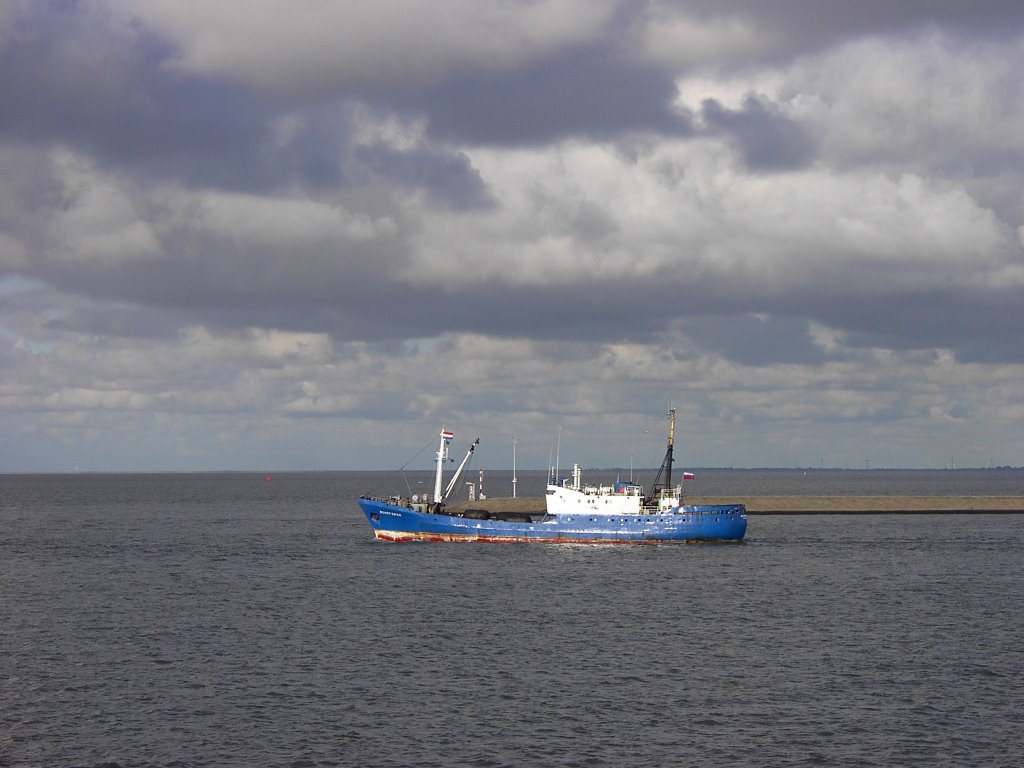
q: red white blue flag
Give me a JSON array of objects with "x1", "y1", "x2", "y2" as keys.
[
  {"x1": 683, "y1": 472, "x2": 695, "y2": 480},
  {"x1": 440, "y1": 429, "x2": 454, "y2": 440}
]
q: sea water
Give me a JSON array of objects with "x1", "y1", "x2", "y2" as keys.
[{"x1": 2, "y1": 471, "x2": 1022, "y2": 767}]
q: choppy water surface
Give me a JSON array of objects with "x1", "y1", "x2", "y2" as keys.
[{"x1": 2, "y1": 472, "x2": 1023, "y2": 767}]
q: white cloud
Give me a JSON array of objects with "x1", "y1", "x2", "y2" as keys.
[
  {"x1": 784, "y1": 33, "x2": 1024, "y2": 172},
  {"x1": 48, "y1": 150, "x2": 161, "y2": 265},
  {"x1": 639, "y1": 4, "x2": 774, "y2": 70},
  {"x1": 109, "y1": 0, "x2": 616, "y2": 95},
  {"x1": 4, "y1": 304, "x2": 1023, "y2": 468},
  {"x1": 408, "y1": 139, "x2": 1009, "y2": 298},
  {"x1": 183, "y1": 189, "x2": 389, "y2": 246}
]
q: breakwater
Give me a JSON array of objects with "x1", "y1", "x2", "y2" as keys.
[{"x1": 450, "y1": 495, "x2": 1024, "y2": 515}]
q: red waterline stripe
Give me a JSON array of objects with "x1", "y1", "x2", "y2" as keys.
[{"x1": 372, "y1": 530, "x2": 738, "y2": 545}]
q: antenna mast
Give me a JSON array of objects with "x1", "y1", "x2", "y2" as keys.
[{"x1": 512, "y1": 434, "x2": 519, "y2": 498}]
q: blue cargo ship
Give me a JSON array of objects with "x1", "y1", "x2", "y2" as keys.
[{"x1": 358, "y1": 410, "x2": 747, "y2": 544}]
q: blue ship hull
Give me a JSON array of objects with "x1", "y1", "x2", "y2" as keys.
[{"x1": 358, "y1": 497, "x2": 747, "y2": 544}]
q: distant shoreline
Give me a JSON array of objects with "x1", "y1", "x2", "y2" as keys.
[{"x1": 450, "y1": 495, "x2": 1024, "y2": 515}]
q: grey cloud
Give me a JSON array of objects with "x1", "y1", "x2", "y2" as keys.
[
  {"x1": 0, "y1": 8, "x2": 254, "y2": 175},
  {"x1": 678, "y1": 313, "x2": 828, "y2": 365},
  {"x1": 0, "y1": 4, "x2": 354, "y2": 193},
  {"x1": 409, "y1": 44, "x2": 692, "y2": 145},
  {"x1": 3, "y1": 4, "x2": 690, "y2": 171},
  {"x1": 47, "y1": 303, "x2": 185, "y2": 340},
  {"x1": 352, "y1": 145, "x2": 492, "y2": 210},
  {"x1": 701, "y1": 95, "x2": 813, "y2": 171},
  {"x1": 809, "y1": 286, "x2": 1024, "y2": 363},
  {"x1": 663, "y1": 0, "x2": 1024, "y2": 67},
  {"x1": 760, "y1": 0, "x2": 1024, "y2": 42},
  {"x1": 0, "y1": 147, "x2": 61, "y2": 251},
  {"x1": 18, "y1": 193, "x2": 1024, "y2": 367}
]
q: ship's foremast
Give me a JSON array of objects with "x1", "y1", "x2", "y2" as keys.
[{"x1": 432, "y1": 428, "x2": 479, "y2": 505}]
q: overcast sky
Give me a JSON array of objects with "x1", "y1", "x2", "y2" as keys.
[{"x1": 2, "y1": 1, "x2": 1023, "y2": 472}]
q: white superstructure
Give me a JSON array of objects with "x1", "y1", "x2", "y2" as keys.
[
  {"x1": 545, "y1": 409, "x2": 687, "y2": 517},
  {"x1": 545, "y1": 463, "x2": 683, "y2": 516}
]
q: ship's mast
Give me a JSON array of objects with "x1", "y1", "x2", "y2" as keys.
[
  {"x1": 645, "y1": 408, "x2": 676, "y2": 505},
  {"x1": 433, "y1": 428, "x2": 453, "y2": 503},
  {"x1": 666, "y1": 407, "x2": 675, "y2": 491},
  {"x1": 432, "y1": 428, "x2": 480, "y2": 505}
]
